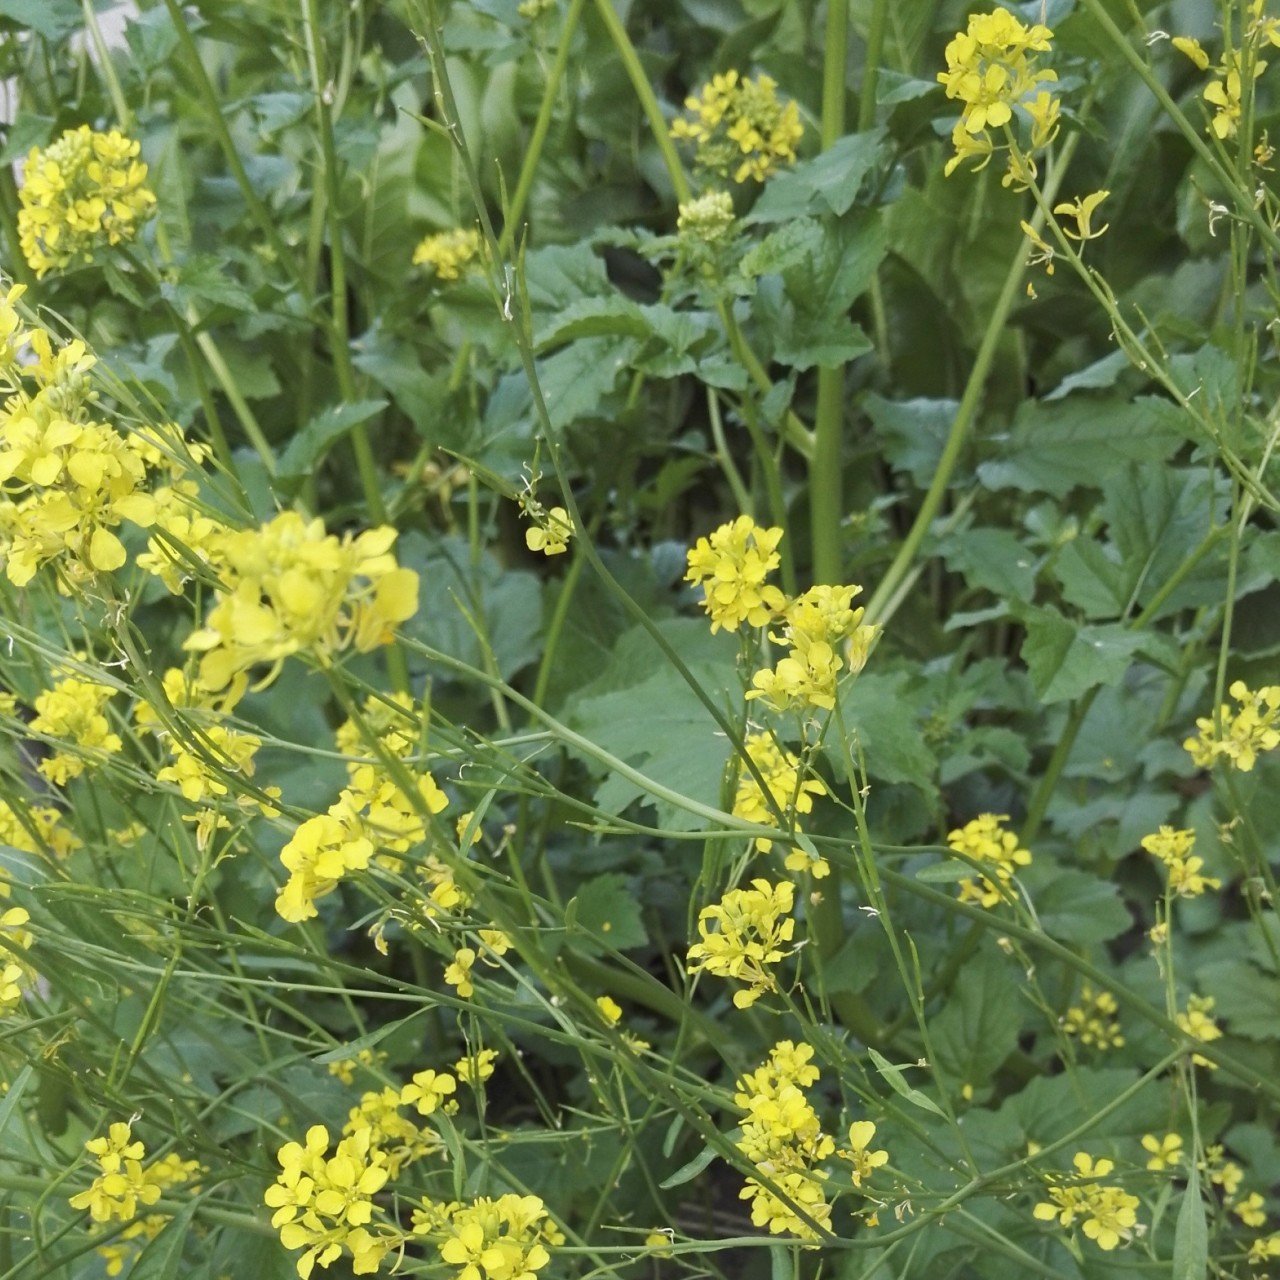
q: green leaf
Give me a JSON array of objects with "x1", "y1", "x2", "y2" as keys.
[
  {"x1": 748, "y1": 129, "x2": 886, "y2": 222},
  {"x1": 867, "y1": 1047, "x2": 947, "y2": 1117},
  {"x1": 660, "y1": 1137, "x2": 723, "y2": 1189},
  {"x1": 0, "y1": 0, "x2": 79, "y2": 37},
  {"x1": 862, "y1": 395, "x2": 956, "y2": 487},
  {"x1": 129, "y1": 1197, "x2": 200, "y2": 1280},
  {"x1": 1020, "y1": 608, "x2": 1145, "y2": 704},
  {"x1": 276, "y1": 399, "x2": 388, "y2": 486},
  {"x1": 570, "y1": 874, "x2": 649, "y2": 952},
  {"x1": 160, "y1": 254, "x2": 255, "y2": 314},
  {"x1": 978, "y1": 397, "x2": 1186, "y2": 496},
  {"x1": 836, "y1": 673, "x2": 936, "y2": 789},
  {"x1": 930, "y1": 949, "x2": 1022, "y2": 1083},
  {"x1": 939, "y1": 527, "x2": 1037, "y2": 602},
  {"x1": 1172, "y1": 1160, "x2": 1208, "y2": 1280},
  {"x1": 0, "y1": 1065, "x2": 33, "y2": 1139},
  {"x1": 1033, "y1": 870, "x2": 1132, "y2": 945}
]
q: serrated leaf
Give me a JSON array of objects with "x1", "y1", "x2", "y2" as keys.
[
  {"x1": 867, "y1": 1047, "x2": 947, "y2": 1117},
  {"x1": 748, "y1": 129, "x2": 886, "y2": 222},
  {"x1": 570, "y1": 874, "x2": 648, "y2": 952},
  {"x1": 1020, "y1": 608, "x2": 1144, "y2": 704},
  {"x1": 1033, "y1": 870, "x2": 1132, "y2": 945},
  {"x1": 277, "y1": 399, "x2": 388, "y2": 484},
  {"x1": 930, "y1": 949, "x2": 1022, "y2": 1082},
  {"x1": 862, "y1": 395, "x2": 956, "y2": 486}
]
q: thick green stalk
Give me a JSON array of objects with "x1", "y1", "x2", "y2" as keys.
[
  {"x1": 857, "y1": 0, "x2": 889, "y2": 131},
  {"x1": 811, "y1": 0, "x2": 851, "y2": 584}
]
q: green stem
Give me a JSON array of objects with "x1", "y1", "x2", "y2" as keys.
[
  {"x1": 857, "y1": 0, "x2": 888, "y2": 131},
  {"x1": 865, "y1": 135, "x2": 1078, "y2": 624},
  {"x1": 500, "y1": 0, "x2": 587, "y2": 253},
  {"x1": 300, "y1": 0, "x2": 386, "y2": 525},
  {"x1": 160, "y1": 0, "x2": 305, "y2": 283},
  {"x1": 811, "y1": 0, "x2": 851, "y2": 584}
]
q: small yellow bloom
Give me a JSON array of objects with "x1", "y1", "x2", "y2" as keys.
[
  {"x1": 1054, "y1": 190, "x2": 1110, "y2": 241},
  {"x1": 1141, "y1": 1133, "x2": 1182, "y2": 1172}
]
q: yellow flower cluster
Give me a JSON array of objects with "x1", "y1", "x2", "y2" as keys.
[
  {"x1": 686, "y1": 877, "x2": 795, "y2": 1008},
  {"x1": 732, "y1": 732, "x2": 828, "y2": 873},
  {"x1": 0, "y1": 299, "x2": 172, "y2": 590},
  {"x1": 68, "y1": 1121, "x2": 199, "y2": 1225},
  {"x1": 343, "y1": 1085, "x2": 441, "y2": 1179},
  {"x1": 685, "y1": 515, "x2": 786, "y2": 631},
  {"x1": 1033, "y1": 1152, "x2": 1140, "y2": 1251},
  {"x1": 328, "y1": 1047, "x2": 387, "y2": 1086},
  {"x1": 731, "y1": 1041, "x2": 887, "y2": 1238},
  {"x1": 0, "y1": 794, "x2": 78, "y2": 859},
  {"x1": 1176, "y1": 994, "x2": 1223, "y2": 1068},
  {"x1": 748, "y1": 583, "x2": 878, "y2": 712},
  {"x1": 1174, "y1": 32, "x2": 1274, "y2": 141},
  {"x1": 1141, "y1": 825, "x2": 1221, "y2": 899},
  {"x1": 412, "y1": 228, "x2": 482, "y2": 280},
  {"x1": 413, "y1": 1193, "x2": 562, "y2": 1280},
  {"x1": 17, "y1": 125, "x2": 156, "y2": 276},
  {"x1": 97, "y1": 1216, "x2": 169, "y2": 1276},
  {"x1": 1062, "y1": 982, "x2": 1124, "y2": 1051},
  {"x1": 686, "y1": 519, "x2": 876, "y2": 711},
  {"x1": 1184, "y1": 681, "x2": 1280, "y2": 772},
  {"x1": 136, "y1": 667, "x2": 280, "y2": 848},
  {"x1": 670, "y1": 71, "x2": 803, "y2": 183},
  {"x1": 937, "y1": 9, "x2": 1059, "y2": 185},
  {"x1": 265, "y1": 1124, "x2": 397, "y2": 1278},
  {"x1": 29, "y1": 671, "x2": 122, "y2": 785},
  {"x1": 184, "y1": 512, "x2": 418, "y2": 693},
  {"x1": 947, "y1": 813, "x2": 1031, "y2": 909}
]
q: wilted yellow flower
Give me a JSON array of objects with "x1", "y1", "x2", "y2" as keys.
[{"x1": 1054, "y1": 190, "x2": 1110, "y2": 240}]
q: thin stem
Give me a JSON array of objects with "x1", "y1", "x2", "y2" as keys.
[
  {"x1": 500, "y1": 0, "x2": 587, "y2": 253},
  {"x1": 811, "y1": 0, "x2": 851, "y2": 583},
  {"x1": 864, "y1": 134, "x2": 1079, "y2": 623}
]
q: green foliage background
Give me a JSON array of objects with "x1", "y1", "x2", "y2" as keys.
[{"x1": 0, "y1": 0, "x2": 1277, "y2": 1277}]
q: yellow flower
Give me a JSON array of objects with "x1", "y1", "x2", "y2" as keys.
[
  {"x1": 69, "y1": 1122, "x2": 197, "y2": 1225},
  {"x1": 1033, "y1": 1152, "x2": 1140, "y2": 1251},
  {"x1": 595, "y1": 995, "x2": 622, "y2": 1026},
  {"x1": 17, "y1": 126, "x2": 156, "y2": 276},
  {"x1": 685, "y1": 515, "x2": 786, "y2": 632},
  {"x1": 412, "y1": 228, "x2": 481, "y2": 280},
  {"x1": 455, "y1": 1049, "x2": 498, "y2": 1085},
  {"x1": 1176, "y1": 994, "x2": 1222, "y2": 1068},
  {"x1": 29, "y1": 673, "x2": 122, "y2": 785},
  {"x1": 184, "y1": 513, "x2": 418, "y2": 691},
  {"x1": 1235, "y1": 1191, "x2": 1267, "y2": 1228},
  {"x1": 1141, "y1": 1133, "x2": 1182, "y2": 1172},
  {"x1": 731, "y1": 731, "x2": 827, "y2": 860},
  {"x1": 1054, "y1": 190, "x2": 1110, "y2": 241},
  {"x1": 523, "y1": 504, "x2": 573, "y2": 556},
  {"x1": 840, "y1": 1120, "x2": 889, "y2": 1187},
  {"x1": 671, "y1": 72, "x2": 803, "y2": 183},
  {"x1": 937, "y1": 9, "x2": 1059, "y2": 182},
  {"x1": 444, "y1": 948, "x2": 477, "y2": 999},
  {"x1": 1173, "y1": 37, "x2": 1210, "y2": 71}
]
